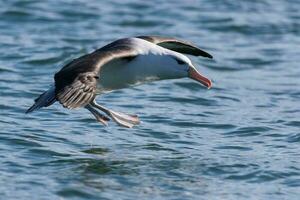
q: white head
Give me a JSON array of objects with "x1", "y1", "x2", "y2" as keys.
[
  {"x1": 159, "y1": 50, "x2": 212, "y2": 88},
  {"x1": 132, "y1": 37, "x2": 212, "y2": 88}
]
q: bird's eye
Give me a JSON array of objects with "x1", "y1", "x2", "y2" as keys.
[{"x1": 175, "y1": 58, "x2": 185, "y2": 65}]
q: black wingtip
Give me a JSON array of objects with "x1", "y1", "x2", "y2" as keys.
[
  {"x1": 206, "y1": 54, "x2": 213, "y2": 59},
  {"x1": 200, "y1": 51, "x2": 213, "y2": 59}
]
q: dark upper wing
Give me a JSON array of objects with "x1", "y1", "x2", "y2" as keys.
[
  {"x1": 54, "y1": 39, "x2": 138, "y2": 109},
  {"x1": 137, "y1": 35, "x2": 213, "y2": 58}
]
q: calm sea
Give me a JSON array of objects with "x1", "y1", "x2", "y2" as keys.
[{"x1": 0, "y1": 0, "x2": 300, "y2": 199}]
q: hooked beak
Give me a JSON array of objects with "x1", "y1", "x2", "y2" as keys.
[{"x1": 188, "y1": 66, "x2": 212, "y2": 89}]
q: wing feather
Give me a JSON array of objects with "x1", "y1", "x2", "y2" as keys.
[
  {"x1": 137, "y1": 35, "x2": 213, "y2": 58},
  {"x1": 54, "y1": 39, "x2": 138, "y2": 109}
]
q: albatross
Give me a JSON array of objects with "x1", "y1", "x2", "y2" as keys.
[{"x1": 26, "y1": 36, "x2": 213, "y2": 128}]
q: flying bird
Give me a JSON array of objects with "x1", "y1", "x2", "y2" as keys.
[{"x1": 26, "y1": 36, "x2": 213, "y2": 128}]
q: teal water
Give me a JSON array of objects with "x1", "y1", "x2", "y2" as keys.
[{"x1": 1, "y1": 0, "x2": 300, "y2": 199}]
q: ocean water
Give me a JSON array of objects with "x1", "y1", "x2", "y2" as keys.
[{"x1": 0, "y1": 0, "x2": 300, "y2": 199}]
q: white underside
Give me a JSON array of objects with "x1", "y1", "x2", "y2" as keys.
[
  {"x1": 96, "y1": 38, "x2": 190, "y2": 94},
  {"x1": 97, "y1": 56, "x2": 178, "y2": 93},
  {"x1": 97, "y1": 55, "x2": 163, "y2": 93}
]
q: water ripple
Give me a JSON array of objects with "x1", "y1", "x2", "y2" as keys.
[{"x1": 1, "y1": 0, "x2": 300, "y2": 199}]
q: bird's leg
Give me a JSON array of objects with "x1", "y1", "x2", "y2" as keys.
[
  {"x1": 85, "y1": 104, "x2": 110, "y2": 126},
  {"x1": 90, "y1": 100, "x2": 140, "y2": 128}
]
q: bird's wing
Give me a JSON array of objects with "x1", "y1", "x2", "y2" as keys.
[
  {"x1": 137, "y1": 35, "x2": 213, "y2": 58},
  {"x1": 54, "y1": 40, "x2": 138, "y2": 109}
]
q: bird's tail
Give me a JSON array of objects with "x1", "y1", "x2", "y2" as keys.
[{"x1": 26, "y1": 85, "x2": 56, "y2": 113}]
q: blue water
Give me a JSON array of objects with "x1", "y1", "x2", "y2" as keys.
[{"x1": 1, "y1": 0, "x2": 300, "y2": 199}]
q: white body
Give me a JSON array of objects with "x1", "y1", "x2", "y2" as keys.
[
  {"x1": 27, "y1": 36, "x2": 212, "y2": 128},
  {"x1": 97, "y1": 38, "x2": 191, "y2": 93}
]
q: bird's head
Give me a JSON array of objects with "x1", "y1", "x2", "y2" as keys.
[{"x1": 166, "y1": 53, "x2": 212, "y2": 89}]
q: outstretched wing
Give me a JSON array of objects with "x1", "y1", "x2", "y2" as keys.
[
  {"x1": 54, "y1": 39, "x2": 138, "y2": 109},
  {"x1": 137, "y1": 35, "x2": 213, "y2": 58}
]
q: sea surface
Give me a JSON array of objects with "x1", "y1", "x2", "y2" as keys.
[{"x1": 0, "y1": 0, "x2": 300, "y2": 199}]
